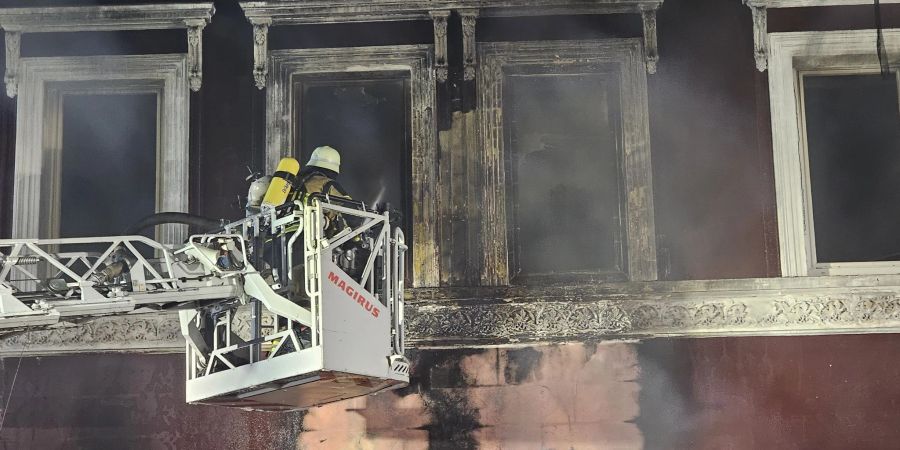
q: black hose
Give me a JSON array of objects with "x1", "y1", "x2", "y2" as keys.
[{"x1": 123, "y1": 212, "x2": 223, "y2": 235}]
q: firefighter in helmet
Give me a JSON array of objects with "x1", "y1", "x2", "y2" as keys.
[
  {"x1": 296, "y1": 146, "x2": 351, "y2": 203},
  {"x1": 295, "y1": 146, "x2": 353, "y2": 235}
]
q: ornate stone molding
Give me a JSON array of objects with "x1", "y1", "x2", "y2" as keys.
[
  {"x1": 460, "y1": 9, "x2": 479, "y2": 80},
  {"x1": 0, "y1": 313, "x2": 184, "y2": 356},
  {"x1": 768, "y1": 30, "x2": 900, "y2": 277},
  {"x1": 250, "y1": 18, "x2": 271, "y2": 90},
  {"x1": 7, "y1": 275, "x2": 900, "y2": 354},
  {"x1": 240, "y1": 0, "x2": 663, "y2": 86},
  {"x1": 740, "y1": 0, "x2": 900, "y2": 71},
  {"x1": 430, "y1": 11, "x2": 450, "y2": 82},
  {"x1": 477, "y1": 39, "x2": 656, "y2": 285},
  {"x1": 3, "y1": 31, "x2": 19, "y2": 98},
  {"x1": 743, "y1": 0, "x2": 768, "y2": 72},
  {"x1": 639, "y1": 4, "x2": 658, "y2": 74},
  {"x1": 0, "y1": 3, "x2": 215, "y2": 95},
  {"x1": 11, "y1": 55, "x2": 190, "y2": 245},
  {"x1": 185, "y1": 20, "x2": 207, "y2": 92},
  {"x1": 240, "y1": 0, "x2": 663, "y2": 25},
  {"x1": 405, "y1": 275, "x2": 900, "y2": 346},
  {"x1": 766, "y1": 0, "x2": 900, "y2": 6}
]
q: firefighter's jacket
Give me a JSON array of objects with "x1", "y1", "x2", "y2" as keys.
[{"x1": 295, "y1": 169, "x2": 351, "y2": 237}]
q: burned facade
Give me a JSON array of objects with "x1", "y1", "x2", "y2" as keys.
[{"x1": 0, "y1": 0, "x2": 899, "y2": 448}]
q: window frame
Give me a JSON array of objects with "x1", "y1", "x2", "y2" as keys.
[
  {"x1": 769, "y1": 30, "x2": 900, "y2": 276},
  {"x1": 266, "y1": 45, "x2": 438, "y2": 287},
  {"x1": 477, "y1": 39, "x2": 657, "y2": 285},
  {"x1": 11, "y1": 54, "x2": 190, "y2": 245}
]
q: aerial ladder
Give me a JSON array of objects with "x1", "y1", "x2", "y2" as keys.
[{"x1": 0, "y1": 161, "x2": 410, "y2": 411}]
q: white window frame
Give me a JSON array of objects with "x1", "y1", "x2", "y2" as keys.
[
  {"x1": 11, "y1": 54, "x2": 190, "y2": 245},
  {"x1": 769, "y1": 29, "x2": 900, "y2": 276}
]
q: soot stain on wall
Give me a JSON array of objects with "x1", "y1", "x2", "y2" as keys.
[{"x1": 504, "y1": 346, "x2": 542, "y2": 384}]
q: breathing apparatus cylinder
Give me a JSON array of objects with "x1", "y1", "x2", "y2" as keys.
[
  {"x1": 261, "y1": 157, "x2": 301, "y2": 208},
  {"x1": 246, "y1": 175, "x2": 272, "y2": 213}
]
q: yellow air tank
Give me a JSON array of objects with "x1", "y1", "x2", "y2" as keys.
[{"x1": 261, "y1": 157, "x2": 301, "y2": 208}]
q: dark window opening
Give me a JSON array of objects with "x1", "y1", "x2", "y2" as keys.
[
  {"x1": 803, "y1": 73, "x2": 900, "y2": 263},
  {"x1": 293, "y1": 73, "x2": 413, "y2": 260},
  {"x1": 59, "y1": 93, "x2": 158, "y2": 243},
  {"x1": 504, "y1": 68, "x2": 625, "y2": 280}
]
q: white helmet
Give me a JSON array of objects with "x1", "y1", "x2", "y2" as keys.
[{"x1": 306, "y1": 145, "x2": 341, "y2": 173}]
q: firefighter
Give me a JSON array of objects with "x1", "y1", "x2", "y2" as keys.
[
  {"x1": 295, "y1": 145, "x2": 353, "y2": 237},
  {"x1": 296, "y1": 145, "x2": 349, "y2": 201}
]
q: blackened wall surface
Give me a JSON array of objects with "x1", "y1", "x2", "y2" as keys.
[{"x1": 4, "y1": 337, "x2": 900, "y2": 449}]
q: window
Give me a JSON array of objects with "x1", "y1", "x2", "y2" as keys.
[
  {"x1": 11, "y1": 55, "x2": 190, "y2": 245},
  {"x1": 505, "y1": 70, "x2": 625, "y2": 278},
  {"x1": 769, "y1": 30, "x2": 900, "y2": 276},
  {"x1": 267, "y1": 46, "x2": 437, "y2": 286},
  {"x1": 60, "y1": 94, "x2": 158, "y2": 240},
  {"x1": 294, "y1": 75, "x2": 412, "y2": 238},
  {"x1": 478, "y1": 39, "x2": 657, "y2": 285}
]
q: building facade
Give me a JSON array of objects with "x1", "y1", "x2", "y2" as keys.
[{"x1": 0, "y1": 0, "x2": 899, "y2": 448}]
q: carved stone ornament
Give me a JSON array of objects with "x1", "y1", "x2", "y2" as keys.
[
  {"x1": 460, "y1": 9, "x2": 479, "y2": 81},
  {"x1": 743, "y1": 0, "x2": 768, "y2": 71},
  {"x1": 739, "y1": 0, "x2": 897, "y2": 72},
  {"x1": 6, "y1": 275, "x2": 900, "y2": 355},
  {"x1": 430, "y1": 11, "x2": 450, "y2": 82},
  {"x1": 240, "y1": 0, "x2": 664, "y2": 87},
  {"x1": 251, "y1": 18, "x2": 271, "y2": 89},
  {"x1": 0, "y1": 3, "x2": 215, "y2": 97},
  {"x1": 3, "y1": 31, "x2": 19, "y2": 98},
  {"x1": 640, "y1": 5, "x2": 658, "y2": 74},
  {"x1": 404, "y1": 275, "x2": 900, "y2": 346},
  {"x1": 185, "y1": 20, "x2": 207, "y2": 92}
]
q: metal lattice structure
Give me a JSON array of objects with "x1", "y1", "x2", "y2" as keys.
[{"x1": 0, "y1": 197, "x2": 409, "y2": 410}]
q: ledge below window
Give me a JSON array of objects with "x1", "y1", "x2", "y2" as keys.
[{"x1": 3, "y1": 274, "x2": 900, "y2": 355}]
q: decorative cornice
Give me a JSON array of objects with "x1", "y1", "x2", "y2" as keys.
[
  {"x1": 0, "y1": 4, "x2": 215, "y2": 32},
  {"x1": 5, "y1": 275, "x2": 900, "y2": 355},
  {"x1": 741, "y1": 0, "x2": 900, "y2": 71},
  {"x1": 765, "y1": 0, "x2": 900, "y2": 6},
  {"x1": 0, "y1": 3, "x2": 215, "y2": 95},
  {"x1": 240, "y1": 0, "x2": 663, "y2": 85},
  {"x1": 240, "y1": 0, "x2": 663, "y2": 26},
  {"x1": 405, "y1": 275, "x2": 900, "y2": 346},
  {"x1": 0, "y1": 313, "x2": 183, "y2": 356}
]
